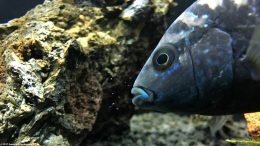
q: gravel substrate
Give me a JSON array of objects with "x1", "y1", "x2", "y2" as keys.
[{"x1": 89, "y1": 112, "x2": 248, "y2": 146}]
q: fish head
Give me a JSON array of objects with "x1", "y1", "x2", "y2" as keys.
[
  {"x1": 132, "y1": 42, "x2": 199, "y2": 112},
  {"x1": 130, "y1": 0, "x2": 240, "y2": 113},
  {"x1": 131, "y1": 27, "x2": 234, "y2": 113}
]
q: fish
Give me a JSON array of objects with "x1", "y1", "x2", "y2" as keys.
[{"x1": 131, "y1": 0, "x2": 260, "y2": 115}]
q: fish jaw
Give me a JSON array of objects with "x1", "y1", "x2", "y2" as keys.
[{"x1": 131, "y1": 87, "x2": 155, "y2": 107}]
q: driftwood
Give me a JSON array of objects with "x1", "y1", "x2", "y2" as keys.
[{"x1": 0, "y1": 0, "x2": 191, "y2": 145}]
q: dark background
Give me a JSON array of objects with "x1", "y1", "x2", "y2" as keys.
[
  {"x1": 0, "y1": 0, "x2": 196, "y2": 23},
  {"x1": 0, "y1": 0, "x2": 44, "y2": 23}
]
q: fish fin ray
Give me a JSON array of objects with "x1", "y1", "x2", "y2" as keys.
[{"x1": 209, "y1": 115, "x2": 232, "y2": 137}]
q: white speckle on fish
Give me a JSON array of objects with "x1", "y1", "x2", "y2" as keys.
[
  {"x1": 197, "y1": 0, "x2": 223, "y2": 9},
  {"x1": 178, "y1": 12, "x2": 209, "y2": 27},
  {"x1": 232, "y1": 0, "x2": 248, "y2": 8}
]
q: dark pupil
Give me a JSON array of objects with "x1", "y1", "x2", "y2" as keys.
[{"x1": 157, "y1": 53, "x2": 168, "y2": 65}]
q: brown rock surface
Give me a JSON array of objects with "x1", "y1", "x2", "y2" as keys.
[{"x1": 245, "y1": 112, "x2": 260, "y2": 138}]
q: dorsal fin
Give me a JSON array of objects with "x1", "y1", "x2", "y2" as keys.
[{"x1": 245, "y1": 24, "x2": 260, "y2": 80}]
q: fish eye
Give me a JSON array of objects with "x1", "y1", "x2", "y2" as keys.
[
  {"x1": 156, "y1": 53, "x2": 169, "y2": 65},
  {"x1": 152, "y1": 45, "x2": 176, "y2": 70}
]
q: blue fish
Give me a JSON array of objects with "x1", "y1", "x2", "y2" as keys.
[{"x1": 131, "y1": 0, "x2": 260, "y2": 115}]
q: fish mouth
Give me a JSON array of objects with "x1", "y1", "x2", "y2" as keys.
[{"x1": 131, "y1": 87, "x2": 154, "y2": 107}]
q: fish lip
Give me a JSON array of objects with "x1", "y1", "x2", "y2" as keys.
[{"x1": 131, "y1": 86, "x2": 154, "y2": 106}]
